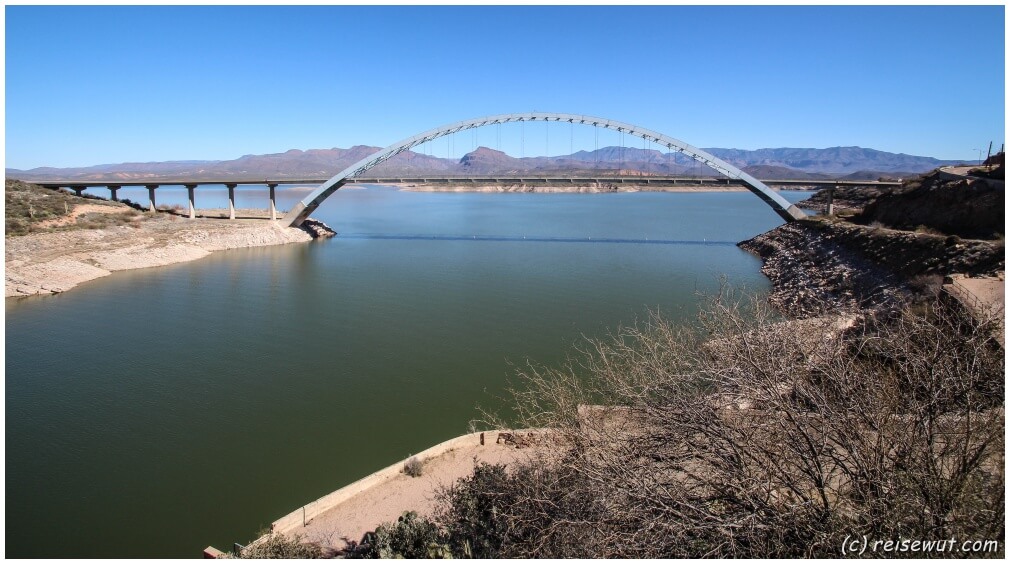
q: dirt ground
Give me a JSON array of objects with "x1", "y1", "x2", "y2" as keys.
[{"x1": 33, "y1": 203, "x2": 136, "y2": 228}]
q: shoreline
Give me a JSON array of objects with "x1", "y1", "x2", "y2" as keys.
[
  {"x1": 5, "y1": 212, "x2": 315, "y2": 298},
  {"x1": 213, "y1": 430, "x2": 537, "y2": 557}
]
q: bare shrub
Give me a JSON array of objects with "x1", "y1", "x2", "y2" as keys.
[
  {"x1": 403, "y1": 456, "x2": 424, "y2": 477},
  {"x1": 908, "y1": 273, "x2": 945, "y2": 297},
  {"x1": 234, "y1": 531, "x2": 324, "y2": 559},
  {"x1": 915, "y1": 224, "x2": 945, "y2": 236},
  {"x1": 453, "y1": 292, "x2": 1004, "y2": 558}
]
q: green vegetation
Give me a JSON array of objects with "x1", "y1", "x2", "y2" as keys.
[
  {"x1": 349, "y1": 511, "x2": 455, "y2": 559},
  {"x1": 5, "y1": 179, "x2": 142, "y2": 236}
]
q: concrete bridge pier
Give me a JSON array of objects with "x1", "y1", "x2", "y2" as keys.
[
  {"x1": 226, "y1": 184, "x2": 237, "y2": 220},
  {"x1": 108, "y1": 186, "x2": 119, "y2": 201},
  {"x1": 146, "y1": 185, "x2": 158, "y2": 212},
  {"x1": 268, "y1": 183, "x2": 278, "y2": 221},
  {"x1": 71, "y1": 186, "x2": 85, "y2": 197},
  {"x1": 186, "y1": 184, "x2": 197, "y2": 219}
]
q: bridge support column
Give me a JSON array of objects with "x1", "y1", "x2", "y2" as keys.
[
  {"x1": 186, "y1": 184, "x2": 197, "y2": 219},
  {"x1": 108, "y1": 186, "x2": 119, "y2": 201},
  {"x1": 146, "y1": 185, "x2": 158, "y2": 212},
  {"x1": 268, "y1": 184, "x2": 277, "y2": 221},
  {"x1": 226, "y1": 184, "x2": 236, "y2": 220},
  {"x1": 826, "y1": 187, "x2": 835, "y2": 216},
  {"x1": 71, "y1": 186, "x2": 85, "y2": 197}
]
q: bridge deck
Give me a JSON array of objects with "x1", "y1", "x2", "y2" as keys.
[
  {"x1": 23, "y1": 176, "x2": 899, "y2": 222},
  {"x1": 27, "y1": 177, "x2": 903, "y2": 189}
]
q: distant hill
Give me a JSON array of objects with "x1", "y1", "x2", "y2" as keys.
[
  {"x1": 739, "y1": 165, "x2": 833, "y2": 181},
  {"x1": 6, "y1": 145, "x2": 967, "y2": 182},
  {"x1": 705, "y1": 146, "x2": 963, "y2": 175}
]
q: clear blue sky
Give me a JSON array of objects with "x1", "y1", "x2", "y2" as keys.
[{"x1": 5, "y1": 5, "x2": 1005, "y2": 169}]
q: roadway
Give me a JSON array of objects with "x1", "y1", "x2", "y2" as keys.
[{"x1": 28, "y1": 176, "x2": 903, "y2": 189}]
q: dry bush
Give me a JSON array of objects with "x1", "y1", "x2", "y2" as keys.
[
  {"x1": 233, "y1": 531, "x2": 325, "y2": 559},
  {"x1": 403, "y1": 456, "x2": 424, "y2": 477},
  {"x1": 457, "y1": 292, "x2": 1004, "y2": 558}
]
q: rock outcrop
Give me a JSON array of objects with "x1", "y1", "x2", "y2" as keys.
[
  {"x1": 739, "y1": 218, "x2": 1005, "y2": 318},
  {"x1": 300, "y1": 219, "x2": 336, "y2": 239}
]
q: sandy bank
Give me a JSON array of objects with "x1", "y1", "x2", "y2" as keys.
[{"x1": 6, "y1": 215, "x2": 314, "y2": 298}]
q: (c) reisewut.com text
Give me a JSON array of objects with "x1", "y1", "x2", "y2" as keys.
[{"x1": 842, "y1": 535, "x2": 1001, "y2": 556}]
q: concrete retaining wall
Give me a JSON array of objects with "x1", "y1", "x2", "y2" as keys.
[{"x1": 270, "y1": 431, "x2": 488, "y2": 535}]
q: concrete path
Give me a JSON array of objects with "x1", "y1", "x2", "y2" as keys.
[{"x1": 289, "y1": 438, "x2": 532, "y2": 551}]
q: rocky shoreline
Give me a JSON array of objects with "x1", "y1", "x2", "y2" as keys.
[
  {"x1": 739, "y1": 217, "x2": 1005, "y2": 318},
  {"x1": 739, "y1": 220, "x2": 906, "y2": 317}
]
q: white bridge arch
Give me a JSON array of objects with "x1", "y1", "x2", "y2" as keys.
[{"x1": 284, "y1": 112, "x2": 807, "y2": 227}]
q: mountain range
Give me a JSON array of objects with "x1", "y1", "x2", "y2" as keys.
[{"x1": 6, "y1": 146, "x2": 967, "y2": 182}]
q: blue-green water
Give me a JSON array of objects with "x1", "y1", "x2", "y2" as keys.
[{"x1": 5, "y1": 186, "x2": 812, "y2": 557}]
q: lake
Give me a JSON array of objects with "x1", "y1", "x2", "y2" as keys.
[{"x1": 5, "y1": 186, "x2": 812, "y2": 557}]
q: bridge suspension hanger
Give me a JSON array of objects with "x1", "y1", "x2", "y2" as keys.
[
  {"x1": 594, "y1": 126, "x2": 599, "y2": 169},
  {"x1": 614, "y1": 128, "x2": 622, "y2": 171},
  {"x1": 644, "y1": 135, "x2": 648, "y2": 172}
]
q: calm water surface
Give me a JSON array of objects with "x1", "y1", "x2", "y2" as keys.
[{"x1": 6, "y1": 187, "x2": 812, "y2": 557}]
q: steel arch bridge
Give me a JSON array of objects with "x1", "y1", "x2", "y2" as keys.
[{"x1": 284, "y1": 112, "x2": 807, "y2": 227}]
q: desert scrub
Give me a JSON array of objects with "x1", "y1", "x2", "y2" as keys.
[
  {"x1": 448, "y1": 291, "x2": 1004, "y2": 558},
  {"x1": 6, "y1": 179, "x2": 73, "y2": 235},
  {"x1": 5, "y1": 179, "x2": 137, "y2": 236},
  {"x1": 232, "y1": 531, "x2": 324, "y2": 559},
  {"x1": 402, "y1": 456, "x2": 423, "y2": 477},
  {"x1": 73, "y1": 210, "x2": 142, "y2": 230},
  {"x1": 348, "y1": 511, "x2": 452, "y2": 559}
]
